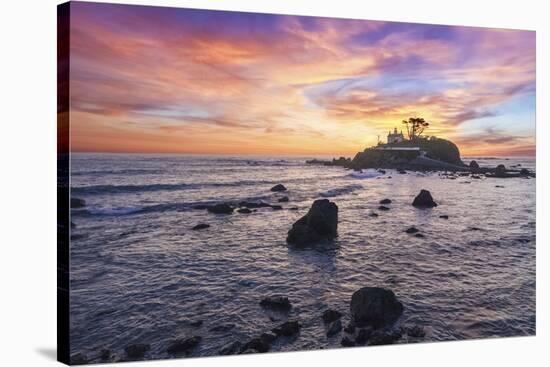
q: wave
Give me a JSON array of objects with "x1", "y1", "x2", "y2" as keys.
[
  {"x1": 349, "y1": 169, "x2": 384, "y2": 179},
  {"x1": 319, "y1": 184, "x2": 363, "y2": 198}
]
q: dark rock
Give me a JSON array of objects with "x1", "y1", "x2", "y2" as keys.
[
  {"x1": 260, "y1": 332, "x2": 277, "y2": 344},
  {"x1": 406, "y1": 325, "x2": 426, "y2": 338},
  {"x1": 271, "y1": 205, "x2": 283, "y2": 210},
  {"x1": 237, "y1": 208, "x2": 252, "y2": 214},
  {"x1": 369, "y1": 212, "x2": 379, "y2": 217},
  {"x1": 272, "y1": 321, "x2": 301, "y2": 336},
  {"x1": 327, "y1": 319, "x2": 342, "y2": 337},
  {"x1": 192, "y1": 223, "x2": 210, "y2": 230},
  {"x1": 192, "y1": 204, "x2": 209, "y2": 210},
  {"x1": 344, "y1": 322, "x2": 356, "y2": 334},
  {"x1": 207, "y1": 203, "x2": 234, "y2": 214},
  {"x1": 405, "y1": 226, "x2": 419, "y2": 234},
  {"x1": 471, "y1": 175, "x2": 481, "y2": 179},
  {"x1": 379, "y1": 198, "x2": 392, "y2": 204},
  {"x1": 189, "y1": 320, "x2": 203, "y2": 327},
  {"x1": 355, "y1": 327, "x2": 373, "y2": 345},
  {"x1": 412, "y1": 189, "x2": 437, "y2": 208},
  {"x1": 368, "y1": 329, "x2": 403, "y2": 345},
  {"x1": 289, "y1": 207, "x2": 299, "y2": 211},
  {"x1": 520, "y1": 168, "x2": 530, "y2": 175},
  {"x1": 238, "y1": 201, "x2": 271, "y2": 209},
  {"x1": 322, "y1": 309, "x2": 342, "y2": 324},
  {"x1": 398, "y1": 170, "x2": 407, "y2": 174},
  {"x1": 70, "y1": 197, "x2": 86, "y2": 208},
  {"x1": 286, "y1": 199, "x2": 338, "y2": 246},
  {"x1": 167, "y1": 336, "x2": 201, "y2": 354},
  {"x1": 439, "y1": 215, "x2": 449, "y2": 219},
  {"x1": 469, "y1": 160, "x2": 480, "y2": 170},
  {"x1": 414, "y1": 233, "x2": 425, "y2": 238},
  {"x1": 495, "y1": 185, "x2": 504, "y2": 188},
  {"x1": 278, "y1": 196, "x2": 289, "y2": 203},
  {"x1": 378, "y1": 205, "x2": 390, "y2": 211},
  {"x1": 341, "y1": 336, "x2": 356, "y2": 347},
  {"x1": 260, "y1": 296, "x2": 291, "y2": 311},
  {"x1": 70, "y1": 353, "x2": 88, "y2": 365},
  {"x1": 219, "y1": 340, "x2": 242, "y2": 355},
  {"x1": 209, "y1": 323, "x2": 235, "y2": 333},
  {"x1": 242, "y1": 337, "x2": 270, "y2": 353},
  {"x1": 125, "y1": 344, "x2": 150, "y2": 359},
  {"x1": 350, "y1": 287, "x2": 404, "y2": 328},
  {"x1": 378, "y1": 169, "x2": 386, "y2": 174},
  {"x1": 99, "y1": 349, "x2": 113, "y2": 361},
  {"x1": 271, "y1": 184, "x2": 287, "y2": 192}
]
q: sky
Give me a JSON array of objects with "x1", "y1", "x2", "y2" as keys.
[{"x1": 68, "y1": 2, "x2": 536, "y2": 156}]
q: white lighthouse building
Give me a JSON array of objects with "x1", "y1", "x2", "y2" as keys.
[{"x1": 387, "y1": 127, "x2": 405, "y2": 144}]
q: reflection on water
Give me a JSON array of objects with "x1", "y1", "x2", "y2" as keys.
[{"x1": 69, "y1": 154, "x2": 536, "y2": 360}]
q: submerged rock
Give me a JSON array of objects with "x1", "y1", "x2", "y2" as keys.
[
  {"x1": 70, "y1": 197, "x2": 86, "y2": 209},
  {"x1": 125, "y1": 344, "x2": 150, "y2": 359},
  {"x1": 322, "y1": 309, "x2": 342, "y2": 324},
  {"x1": 350, "y1": 287, "x2": 403, "y2": 329},
  {"x1": 379, "y1": 198, "x2": 392, "y2": 204},
  {"x1": 238, "y1": 201, "x2": 271, "y2": 209},
  {"x1": 326, "y1": 319, "x2": 342, "y2": 337},
  {"x1": 272, "y1": 321, "x2": 301, "y2": 336},
  {"x1": 271, "y1": 205, "x2": 283, "y2": 210},
  {"x1": 405, "y1": 226, "x2": 419, "y2": 234},
  {"x1": 414, "y1": 233, "x2": 425, "y2": 238},
  {"x1": 520, "y1": 168, "x2": 530, "y2": 175},
  {"x1": 412, "y1": 189, "x2": 438, "y2": 208},
  {"x1": 192, "y1": 223, "x2": 210, "y2": 230},
  {"x1": 278, "y1": 196, "x2": 289, "y2": 203},
  {"x1": 405, "y1": 325, "x2": 426, "y2": 338},
  {"x1": 368, "y1": 212, "x2": 379, "y2": 217},
  {"x1": 241, "y1": 337, "x2": 270, "y2": 353},
  {"x1": 368, "y1": 329, "x2": 403, "y2": 345},
  {"x1": 219, "y1": 340, "x2": 242, "y2": 355},
  {"x1": 341, "y1": 336, "x2": 356, "y2": 347},
  {"x1": 439, "y1": 215, "x2": 449, "y2": 219},
  {"x1": 260, "y1": 296, "x2": 291, "y2": 311},
  {"x1": 237, "y1": 208, "x2": 252, "y2": 214},
  {"x1": 286, "y1": 199, "x2": 338, "y2": 246},
  {"x1": 378, "y1": 205, "x2": 390, "y2": 211},
  {"x1": 207, "y1": 203, "x2": 234, "y2": 214},
  {"x1": 167, "y1": 336, "x2": 201, "y2": 354},
  {"x1": 355, "y1": 327, "x2": 373, "y2": 345},
  {"x1": 271, "y1": 184, "x2": 287, "y2": 192}
]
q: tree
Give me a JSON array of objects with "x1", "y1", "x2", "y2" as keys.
[{"x1": 402, "y1": 117, "x2": 430, "y2": 140}]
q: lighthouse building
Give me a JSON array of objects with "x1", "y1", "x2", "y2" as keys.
[{"x1": 387, "y1": 127, "x2": 405, "y2": 144}]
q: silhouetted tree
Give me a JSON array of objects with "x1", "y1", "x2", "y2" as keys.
[{"x1": 402, "y1": 117, "x2": 430, "y2": 140}]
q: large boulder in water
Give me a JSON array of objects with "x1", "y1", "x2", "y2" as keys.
[
  {"x1": 207, "y1": 203, "x2": 234, "y2": 214},
  {"x1": 350, "y1": 287, "x2": 403, "y2": 329},
  {"x1": 270, "y1": 184, "x2": 287, "y2": 192},
  {"x1": 286, "y1": 199, "x2": 338, "y2": 246},
  {"x1": 469, "y1": 160, "x2": 480, "y2": 171},
  {"x1": 494, "y1": 164, "x2": 507, "y2": 177},
  {"x1": 412, "y1": 190, "x2": 437, "y2": 208}
]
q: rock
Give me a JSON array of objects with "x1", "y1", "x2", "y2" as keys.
[
  {"x1": 327, "y1": 319, "x2": 342, "y2": 337},
  {"x1": 322, "y1": 309, "x2": 342, "y2": 324},
  {"x1": 368, "y1": 212, "x2": 379, "y2": 217},
  {"x1": 207, "y1": 203, "x2": 234, "y2": 214},
  {"x1": 237, "y1": 208, "x2": 252, "y2": 214},
  {"x1": 368, "y1": 329, "x2": 403, "y2": 345},
  {"x1": 167, "y1": 336, "x2": 201, "y2": 354},
  {"x1": 286, "y1": 199, "x2": 338, "y2": 246},
  {"x1": 378, "y1": 205, "x2": 390, "y2": 211},
  {"x1": 238, "y1": 201, "x2": 271, "y2": 209},
  {"x1": 70, "y1": 197, "x2": 86, "y2": 208},
  {"x1": 241, "y1": 337, "x2": 270, "y2": 353},
  {"x1": 70, "y1": 221, "x2": 76, "y2": 228},
  {"x1": 125, "y1": 344, "x2": 150, "y2": 359},
  {"x1": 378, "y1": 169, "x2": 386, "y2": 174},
  {"x1": 414, "y1": 233, "x2": 425, "y2": 238},
  {"x1": 520, "y1": 168, "x2": 530, "y2": 175},
  {"x1": 439, "y1": 215, "x2": 449, "y2": 219},
  {"x1": 219, "y1": 340, "x2": 242, "y2": 355},
  {"x1": 379, "y1": 198, "x2": 392, "y2": 204},
  {"x1": 209, "y1": 323, "x2": 235, "y2": 332},
  {"x1": 260, "y1": 296, "x2": 291, "y2": 311},
  {"x1": 272, "y1": 321, "x2": 301, "y2": 336},
  {"x1": 350, "y1": 287, "x2": 404, "y2": 328},
  {"x1": 192, "y1": 204, "x2": 209, "y2": 210},
  {"x1": 289, "y1": 207, "x2": 299, "y2": 211},
  {"x1": 271, "y1": 205, "x2": 283, "y2": 210},
  {"x1": 271, "y1": 184, "x2": 287, "y2": 192},
  {"x1": 405, "y1": 226, "x2": 419, "y2": 234},
  {"x1": 412, "y1": 189, "x2": 438, "y2": 208},
  {"x1": 278, "y1": 196, "x2": 289, "y2": 203},
  {"x1": 99, "y1": 349, "x2": 113, "y2": 361},
  {"x1": 70, "y1": 353, "x2": 88, "y2": 365},
  {"x1": 344, "y1": 322, "x2": 356, "y2": 334},
  {"x1": 189, "y1": 320, "x2": 203, "y2": 327},
  {"x1": 192, "y1": 223, "x2": 210, "y2": 230},
  {"x1": 260, "y1": 332, "x2": 278, "y2": 344},
  {"x1": 495, "y1": 185, "x2": 504, "y2": 188},
  {"x1": 398, "y1": 170, "x2": 407, "y2": 174},
  {"x1": 469, "y1": 160, "x2": 480, "y2": 170},
  {"x1": 341, "y1": 336, "x2": 356, "y2": 347},
  {"x1": 355, "y1": 327, "x2": 373, "y2": 345},
  {"x1": 406, "y1": 325, "x2": 426, "y2": 338}
]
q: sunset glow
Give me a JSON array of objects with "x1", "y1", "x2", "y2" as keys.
[{"x1": 69, "y1": 2, "x2": 536, "y2": 156}]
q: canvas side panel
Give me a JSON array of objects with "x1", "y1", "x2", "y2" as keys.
[{"x1": 57, "y1": 2, "x2": 70, "y2": 365}]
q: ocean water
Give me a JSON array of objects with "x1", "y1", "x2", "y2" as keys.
[{"x1": 69, "y1": 154, "x2": 536, "y2": 361}]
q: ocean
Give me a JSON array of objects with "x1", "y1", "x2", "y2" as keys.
[{"x1": 69, "y1": 153, "x2": 536, "y2": 361}]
